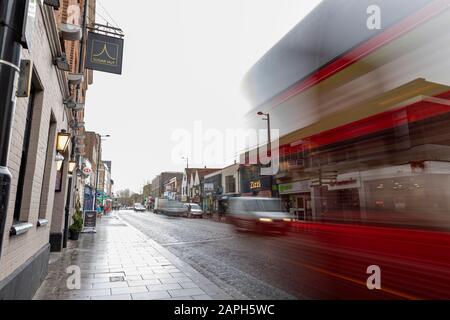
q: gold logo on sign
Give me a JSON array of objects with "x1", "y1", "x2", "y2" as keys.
[
  {"x1": 90, "y1": 40, "x2": 119, "y2": 66},
  {"x1": 93, "y1": 44, "x2": 117, "y2": 61},
  {"x1": 250, "y1": 181, "x2": 261, "y2": 189}
]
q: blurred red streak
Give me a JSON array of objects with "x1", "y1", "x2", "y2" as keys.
[
  {"x1": 285, "y1": 221, "x2": 450, "y2": 299},
  {"x1": 279, "y1": 98, "x2": 450, "y2": 156}
]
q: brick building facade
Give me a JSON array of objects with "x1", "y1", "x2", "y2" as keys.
[
  {"x1": 0, "y1": 1, "x2": 96, "y2": 299},
  {"x1": 151, "y1": 172, "x2": 184, "y2": 199}
]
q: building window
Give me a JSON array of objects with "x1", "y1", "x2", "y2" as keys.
[
  {"x1": 226, "y1": 175, "x2": 236, "y2": 194},
  {"x1": 13, "y1": 87, "x2": 36, "y2": 222},
  {"x1": 38, "y1": 114, "x2": 57, "y2": 219},
  {"x1": 55, "y1": 162, "x2": 64, "y2": 192}
]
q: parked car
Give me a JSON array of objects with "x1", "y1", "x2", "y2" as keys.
[
  {"x1": 154, "y1": 198, "x2": 187, "y2": 217},
  {"x1": 227, "y1": 197, "x2": 293, "y2": 234},
  {"x1": 184, "y1": 203, "x2": 204, "y2": 218},
  {"x1": 134, "y1": 203, "x2": 146, "y2": 212}
]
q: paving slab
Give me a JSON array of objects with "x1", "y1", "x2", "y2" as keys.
[{"x1": 33, "y1": 214, "x2": 231, "y2": 300}]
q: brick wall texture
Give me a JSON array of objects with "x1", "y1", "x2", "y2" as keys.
[{"x1": 0, "y1": 3, "x2": 70, "y2": 281}]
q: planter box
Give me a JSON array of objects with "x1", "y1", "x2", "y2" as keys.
[{"x1": 69, "y1": 230, "x2": 80, "y2": 241}]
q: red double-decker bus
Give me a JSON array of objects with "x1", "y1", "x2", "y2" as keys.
[{"x1": 242, "y1": 0, "x2": 450, "y2": 299}]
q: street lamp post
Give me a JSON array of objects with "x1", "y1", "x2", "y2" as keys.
[
  {"x1": 93, "y1": 134, "x2": 110, "y2": 211},
  {"x1": 257, "y1": 112, "x2": 271, "y2": 150},
  {"x1": 257, "y1": 112, "x2": 274, "y2": 197},
  {"x1": 182, "y1": 157, "x2": 189, "y2": 169}
]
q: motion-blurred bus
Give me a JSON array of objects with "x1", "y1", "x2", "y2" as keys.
[{"x1": 241, "y1": 0, "x2": 450, "y2": 299}]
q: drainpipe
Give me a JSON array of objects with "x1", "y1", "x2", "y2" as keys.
[
  {"x1": 63, "y1": 177, "x2": 73, "y2": 248},
  {"x1": 0, "y1": 0, "x2": 27, "y2": 259}
]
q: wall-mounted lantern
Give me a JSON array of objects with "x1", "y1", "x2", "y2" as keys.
[
  {"x1": 60, "y1": 23, "x2": 82, "y2": 41},
  {"x1": 53, "y1": 54, "x2": 70, "y2": 72},
  {"x1": 43, "y1": 0, "x2": 60, "y2": 9},
  {"x1": 56, "y1": 130, "x2": 71, "y2": 153},
  {"x1": 68, "y1": 161, "x2": 77, "y2": 175},
  {"x1": 56, "y1": 153, "x2": 65, "y2": 171},
  {"x1": 67, "y1": 73, "x2": 84, "y2": 86}
]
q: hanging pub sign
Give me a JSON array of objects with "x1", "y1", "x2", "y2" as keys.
[{"x1": 85, "y1": 32, "x2": 124, "y2": 75}]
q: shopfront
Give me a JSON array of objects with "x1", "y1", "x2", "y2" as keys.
[
  {"x1": 241, "y1": 176, "x2": 273, "y2": 197},
  {"x1": 240, "y1": 165, "x2": 274, "y2": 197},
  {"x1": 279, "y1": 180, "x2": 312, "y2": 220},
  {"x1": 312, "y1": 175, "x2": 362, "y2": 223},
  {"x1": 202, "y1": 173, "x2": 222, "y2": 214}
]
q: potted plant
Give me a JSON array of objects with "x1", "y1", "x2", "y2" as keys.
[{"x1": 69, "y1": 201, "x2": 83, "y2": 240}]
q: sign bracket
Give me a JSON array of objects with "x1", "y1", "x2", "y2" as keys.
[{"x1": 86, "y1": 23, "x2": 124, "y2": 39}]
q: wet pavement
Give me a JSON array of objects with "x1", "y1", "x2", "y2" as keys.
[
  {"x1": 117, "y1": 211, "x2": 415, "y2": 300},
  {"x1": 118, "y1": 211, "x2": 299, "y2": 300},
  {"x1": 35, "y1": 210, "x2": 406, "y2": 300},
  {"x1": 33, "y1": 214, "x2": 230, "y2": 300}
]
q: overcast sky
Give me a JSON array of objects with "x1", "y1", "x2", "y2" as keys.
[{"x1": 84, "y1": 0, "x2": 322, "y2": 193}]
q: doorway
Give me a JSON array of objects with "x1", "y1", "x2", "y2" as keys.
[{"x1": 292, "y1": 194, "x2": 312, "y2": 221}]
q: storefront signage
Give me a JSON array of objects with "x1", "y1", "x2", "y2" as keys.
[
  {"x1": 85, "y1": 32, "x2": 124, "y2": 75},
  {"x1": 204, "y1": 183, "x2": 215, "y2": 191},
  {"x1": 328, "y1": 178, "x2": 361, "y2": 191},
  {"x1": 279, "y1": 181, "x2": 311, "y2": 195},
  {"x1": 250, "y1": 180, "x2": 262, "y2": 190}
]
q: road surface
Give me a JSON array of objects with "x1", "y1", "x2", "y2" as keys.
[{"x1": 118, "y1": 210, "x2": 403, "y2": 300}]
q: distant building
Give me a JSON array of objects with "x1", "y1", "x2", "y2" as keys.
[
  {"x1": 162, "y1": 174, "x2": 183, "y2": 200},
  {"x1": 83, "y1": 132, "x2": 102, "y2": 210},
  {"x1": 202, "y1": 163, "x2": 241, "y2": 214},
  {"x1": 221, "y1": 163, "x2": 241, "y2": 196},
  {"x1": 181, "y1": 168, "x2": 221, "y2": 204},
  {"x1": 150, "y1": 175, "x2": 161, "y2": 199},
  {"x1": 203, "y1": 171, "x2": 223, "y2": 214},
  {"x1": 151, "y1": 172, "x2": 184, "y2": 199}
]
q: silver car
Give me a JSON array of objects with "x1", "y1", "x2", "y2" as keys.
[{"x1": 185, "y1": 203, "x2": 204, "y2": 218}]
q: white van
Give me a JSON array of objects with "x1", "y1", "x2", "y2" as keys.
[
  {"x1": 153, "y1": 198, "x2": 168, "y2": 214},
  {"x1": 154, "y1": 198, "x2": 187, "y2": 217}
]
